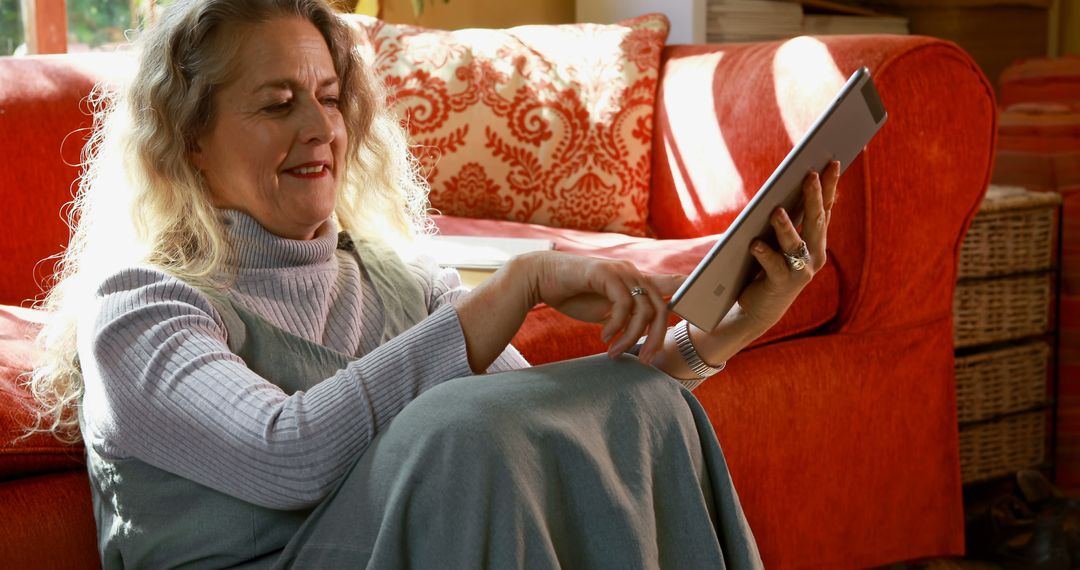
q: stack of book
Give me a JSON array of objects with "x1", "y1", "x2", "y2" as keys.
[
  {"x1": 706, "y1": 0, "x2": 910, "y2": 44},
  {"x1": 802, "y1": 13, "x2": 909, "y2": 35},
  {"x1": 706, "y1": 0, "x2": 805, "y2": 43}
]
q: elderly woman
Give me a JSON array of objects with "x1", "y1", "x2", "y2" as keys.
[{"x1": 29, "y1": 0, "x2": 839, "y2": 568}]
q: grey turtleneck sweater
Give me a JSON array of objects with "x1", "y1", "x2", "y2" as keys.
[{"x1": 78, "y1": 210, "x2": 529, "y2": 510}]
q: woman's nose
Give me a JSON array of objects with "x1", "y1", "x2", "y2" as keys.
[{"x1": 298, "y1": 98, "x2": 335, "y2": 144}]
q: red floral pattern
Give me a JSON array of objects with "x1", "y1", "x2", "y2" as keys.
[
  {"x1": 347, "y1": 14, "x2": 669, "y2": 237},
  {"x1": 433, "y1": 162, "x2": 512, "y2": 219}
]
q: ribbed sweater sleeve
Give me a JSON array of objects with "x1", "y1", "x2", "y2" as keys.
[
  {"x1": 80, "y1": 266, "x2": 473, "y2": 510},
  {"x1": 408, "y1": 255, "x2": 530, "y2": 373}
]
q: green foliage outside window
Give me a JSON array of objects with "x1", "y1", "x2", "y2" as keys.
[
  {"x1": 67, "y1": 0, "x2": 136, "y2": 49},
  {"x1": 1, "y1": 0, "x2": 24, "y2": 55}
]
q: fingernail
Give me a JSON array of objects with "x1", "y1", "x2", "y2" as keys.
[{"x1": 752, "y1": 241, "x2": 765, "y2": 253}]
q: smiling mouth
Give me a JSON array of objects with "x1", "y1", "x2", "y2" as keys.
[{"x1": 284, "y1": 163, "x2": 330, "y2": 179}]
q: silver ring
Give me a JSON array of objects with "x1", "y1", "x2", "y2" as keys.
[
  {"x1": 782, "y1": 241, "x2": 811, "y2": 272},
  {"x1": 629, "y1": 286, "x2": 647, "y2": 297}
]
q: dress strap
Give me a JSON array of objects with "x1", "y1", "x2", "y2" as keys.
[
  {"x1": 192, "y1": 285, "x2": 247, "y2": 355},
  {"x1": 337, "y1": 231, "x2": 428, "y2": 343}
]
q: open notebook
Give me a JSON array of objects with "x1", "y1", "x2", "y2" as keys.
[{"x1": 428, "y1": 235, "x2": 555, "y2": 288}]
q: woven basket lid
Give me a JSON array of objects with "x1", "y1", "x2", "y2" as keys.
[{"x1": 980, "y1": 185, "x2": 1062, "y2": 212}]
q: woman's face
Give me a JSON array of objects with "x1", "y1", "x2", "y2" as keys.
[{"x1": 192, "y1": 16, "x2": 347, "y2": 240}]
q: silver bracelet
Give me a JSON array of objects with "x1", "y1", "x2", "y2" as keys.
[{"x1": 673, "y1": 320, "x2": 726, "y2": 379}]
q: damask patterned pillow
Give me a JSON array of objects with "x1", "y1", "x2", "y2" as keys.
[{"x1": 345, "y1": 14, "x2": 670, "y2": 237}]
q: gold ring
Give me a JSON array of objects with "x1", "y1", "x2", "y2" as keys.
[{"x1": 782, "y1": 241, "x2": 811, "y2": 272}]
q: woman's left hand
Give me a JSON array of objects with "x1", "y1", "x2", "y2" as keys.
[{"x1": 735, "y1": 160, "x2": 841, "y2": 331}]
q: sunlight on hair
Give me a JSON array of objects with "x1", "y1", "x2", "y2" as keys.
[
  {"x1": 27, "y1": 0, "x2": 434, "y2": 445},
  {"x1": 659, "y1": 51, "x2": 745, "y2": 222},
  {"x1": 772, "y1": 36, "x2": 846, "y2": 145}
]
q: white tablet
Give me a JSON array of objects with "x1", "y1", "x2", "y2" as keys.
[{"x1": 668, "y1": 66, "x2": 888, "y2": 331}]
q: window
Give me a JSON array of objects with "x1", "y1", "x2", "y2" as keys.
[
  {"x1": 1, "y1": 0, "x2": 24, "y2": 55},
  {"x1": 67, "y1": 0, "x2": 136, "y2": 52},
  {"x1": 0, "y1": 0, "x2": 164, "y2": 55}
]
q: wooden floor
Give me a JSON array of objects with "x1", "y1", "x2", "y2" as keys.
[
  {"x1": 876, "y1": 560, "x2": 1001, "y2": 570},
  {"x1": 913, "y1": 561, "x2": 1001, "y2": 570}
]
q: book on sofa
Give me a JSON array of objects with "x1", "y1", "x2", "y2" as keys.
[
  {"x1": 429, "y1": 235, "x2": 555, "y2": 269},
  {"x1": 429, "y1": 235, "x2": 555, "y2": 287}
]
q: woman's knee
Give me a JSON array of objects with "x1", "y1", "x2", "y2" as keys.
[{"x1": 392, "y1": 376, "x2": 519, "y2": 446}]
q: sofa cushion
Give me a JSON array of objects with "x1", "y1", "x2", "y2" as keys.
[
  {"x1": 0, "y1": 470, "x2": 99, "y2": 568},
  {"x1": 0, "y1": 306, "x2": 84, "y2": 480},
  {"x1": 346, "y1": 14, "x2": 669, "y2": 237},
  {"x1": 432, "y1": 215, "x2": 840, "y2": 364}
]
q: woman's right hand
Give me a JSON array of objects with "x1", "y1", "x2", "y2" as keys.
[
  {"x1": 453, "y1": 251, "x2": 683, "y2": 373},
  {"x1": 518, "y1": 251, "x2": 685, "y2": 361}
]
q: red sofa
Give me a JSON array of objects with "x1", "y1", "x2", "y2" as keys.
[{"x1": 0, "y1": 34, "x2": 995, "y2": 569}]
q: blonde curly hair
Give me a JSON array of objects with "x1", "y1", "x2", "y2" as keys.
[{"x1": 26, "y1": 0, "x2": 431, "y2": 443}]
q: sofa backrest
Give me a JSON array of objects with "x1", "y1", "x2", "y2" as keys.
[
  {"x1": 648, "y1": 35, "x2": 996, "y2": 239},
  {"x1": 0, "y1": 54, "x2": 132, "y2": 306},
  {"x1": 649, "y1": 35, "x2": 998, "y2": 332}
]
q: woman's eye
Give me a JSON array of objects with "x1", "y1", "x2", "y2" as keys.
[
  {"x1": 263, "y1": 101, "x2": 292, "y2": 113},
  {"x1": 322, "y1": 97, "x2": 340, "y2": 109}
]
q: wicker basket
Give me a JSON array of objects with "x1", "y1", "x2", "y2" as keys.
[
  {"x1": 955, "y1": 341, "x2": 1050, "y2": 424},
  {"x1": 959, "y1": 185, "x2": 1061, "y2": 279},
  {"x1": 959, "y1": 411, "x2": 1047, "y2": 483},
  {"x1": 953, "y1": 273, "x2": 1053, "y2": 348}
]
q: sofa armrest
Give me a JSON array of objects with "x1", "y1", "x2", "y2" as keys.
[{"x1": 650, "y1": 35, "x2": 996, "y2": 333}]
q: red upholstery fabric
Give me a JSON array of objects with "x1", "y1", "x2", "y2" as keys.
[
  {"x1": 702, "y1": 319, "x2": 964, "y2": 569},
  {"x1": 0, "y1": 306, "x2": 84, "y2": 478},
  {"x1": 0, "y1": 33, "x2": 995, "y2": 569},
  {"x1": 0, "y1": 470, "x2": 98, "y2": 570},
  {"x1": 0, "y1": 53, "x2": 132, "y2": 307}
]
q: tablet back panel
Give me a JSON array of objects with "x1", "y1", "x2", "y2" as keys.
[{"x1": 670, "y1": 67, "x2": 887, "y2": 331}]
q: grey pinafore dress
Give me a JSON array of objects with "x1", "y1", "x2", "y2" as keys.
[{"x1": 84, "y1": 233, "x2": 762, "y2": 569}]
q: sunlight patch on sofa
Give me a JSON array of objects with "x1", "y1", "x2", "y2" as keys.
[
  {"x1": 660, "y1": 51, "x2": 745, "y2": 222},
  {"x1": 772, "y1": 36, "x2": 846, "y2": 145}
]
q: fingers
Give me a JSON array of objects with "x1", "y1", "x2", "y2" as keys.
[
  {"x1": 600, "y1": 280, "x2": 634, "y2": 344},
  {"x1": 546, "y1": 256, "x2": 677, "y2": 364},
  {"x1": 633, "y1": 275, "x2": 681, "y2": 362},
  {"x1": 607, "y1": 285, "x2": 655, "y2": 357},
  {"x1": 801, "y1": 168, "x2": 828, "y2": 265},
  {"x1": 771, "y1": 204, "x2": 804, "y2": 257},
  {"x1": 600, "y1": 270, "x2": 682, "y2": 362},
  {"x1": 814, "y1": 160, "x2": 840, "y2": 269},
  {"x1": 751, "y1": 198, "x2": 815, "y2": 286},
  {"x1": 822, "y1": 159, "x2": 840, "y2": 211},
  {"x1": 606, "y1": 278, "x2": 665, "y2": 359},
  {"x1": 780, "y1": 161, "x2": 840, "y2": 272},
  {"x1": 748, "y1": 239, "x2": 796, "y2": 284}
]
